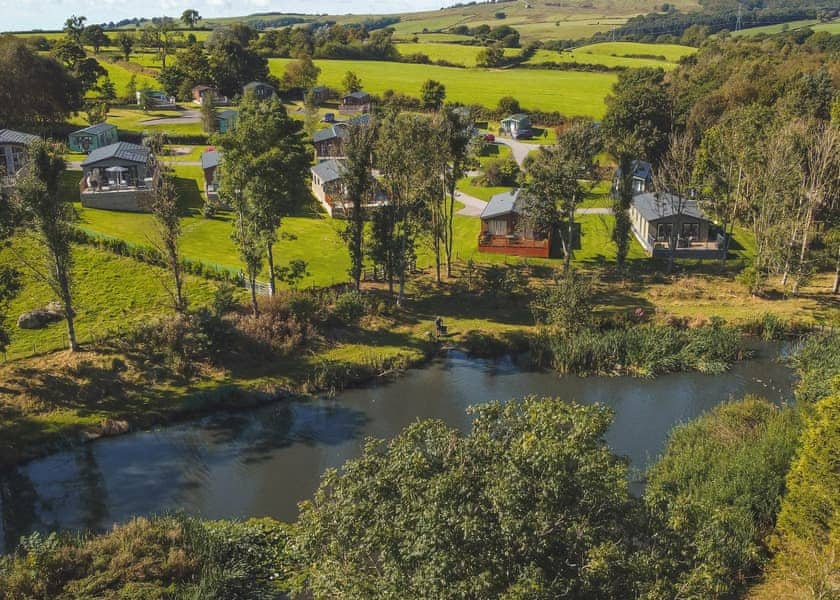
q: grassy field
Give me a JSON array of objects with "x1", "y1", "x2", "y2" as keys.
[
  {"x1": 67, "y1": 106, "x2": 206, "y2": 139},
  {"x1": 270, "y1": 58, "x2": 617, "y2": 117},
  {"x1": 96, "y1": 61, "x2": 158, "y2": 97},
  {"x1": 1, "y1": 237, "x2": 221, "y2": 360},
  {"x1": 396, "y1": 42, "x2": 520, "y2": 66},
  {"x1": 577, "y1": 42, "x2": 696, "y2": 61}
]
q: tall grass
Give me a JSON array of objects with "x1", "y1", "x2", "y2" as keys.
[{"x1": 538, "y1": 319, "x2": 745, "y2": 377}]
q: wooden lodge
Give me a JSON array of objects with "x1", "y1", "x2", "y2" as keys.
[
  {"x1": 630, "y1": 192, "x2": 726, "y2": 259},
  {"x1": 478, "y1": 189, "x2": 551, "y2": 258}
]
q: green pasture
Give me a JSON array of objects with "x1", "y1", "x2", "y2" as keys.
[
  {"x1": 576, "y1": 41, "x2": 696, "y2": 61},
  {"x1": 270, "y1": 58, "x2": 616, "y2": 117},
  {"x1": 396, "y1": 42, "x2": 519, "y2": 66},
  {"x1": 97, "y1": 61, "x2": 159, "y2": 96}
]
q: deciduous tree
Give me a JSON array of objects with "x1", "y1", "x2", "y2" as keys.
[
  {"x1": 292, "y1": 397, "x2": 637, "y2": 599},
  {"x1": 339, "y1": 119, "x2": 377, "y2": 290},
  {"x1": 148, "y1": 168, "x2": 186, "y2": 313},
  {"x1": 12, "y1": 140, "x2": 79, "y2": 351}
]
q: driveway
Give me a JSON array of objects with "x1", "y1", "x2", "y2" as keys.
[
  {"x1": 140, "y1": 109, "x2": 201, "y2": 126},
  {"x1": 495, "y1": 137, "x2": 544, "y2": 166},
  {"x1": 454, "y1": 190, "x2": 487, "y2": 216}
]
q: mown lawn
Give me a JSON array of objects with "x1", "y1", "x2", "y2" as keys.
[{"x1": 268, "y1": 58, "x2": 617, "y2": 117}]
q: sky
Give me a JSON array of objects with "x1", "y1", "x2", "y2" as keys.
[{"x1": 1, "y1": 0, "x2": 446, "y2": 31}]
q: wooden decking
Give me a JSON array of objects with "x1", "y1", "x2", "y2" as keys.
[{"x1": 478, "y1": 234, "x2": 550, "y2": 258}]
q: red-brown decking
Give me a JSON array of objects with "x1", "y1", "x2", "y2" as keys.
[{"x1": 478, "y1": 234, "x2": 551, "y2": 258}]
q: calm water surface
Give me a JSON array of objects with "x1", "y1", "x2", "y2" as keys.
[{"x1": 0, "y1": 345, "x2": 794, "y2": 553}]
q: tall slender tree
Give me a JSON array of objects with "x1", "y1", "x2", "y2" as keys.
[
  {"x1": 12, "y1": 140, "x2": 79, "y2": 351},
  {"x1": 215, "y1": 94, "x2": 309, "y2": 302},
  {"x1": 654, "y1": 131, "x2": 696, "y2": 274},
  {"x1": 148, "y1": 168, "x2": 186, "y2": 313},
  {"x1": 440, "y1": 107, "x2": 475, "y2": 278},
  {"x1": 340, "y1": 119, "x2": 378, "y2": 290}
]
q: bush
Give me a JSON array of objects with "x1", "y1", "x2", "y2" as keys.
[
  {"x1": 0, "y1": 515, "x2": 290, "y2": 599},
  {"x1": 475, "y1": 157, "x2": 520, "y2": 186},
  {"x1": 642, "y1": 397, "x2": 802, "y2": 600},
  {"x1": 330, "y1": 289, "x2": 368, "y2": 326}
]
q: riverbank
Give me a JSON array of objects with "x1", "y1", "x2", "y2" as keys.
[{"x1": 0, "y1": 269, "x2": 833, "y2": 470}]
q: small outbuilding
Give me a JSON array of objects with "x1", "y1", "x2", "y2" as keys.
[
  {"x1": 68, "y1": 123, "x2": 118, "y2": 153},
  {"x1": 191, "y1": 84, "x2": 229, "y2": 105},
  {"x1": 500, "y1": 114, "x2": 532, "y2": 139},
  {"x1": 243, "y1": 81, "x2": 277, "y2": 101},
  {"x1": 612, "y1": 159, "x2": 653, "y2": 196},
  {"x1": 201, "y1": 148, "x2": 221, "y2": 203},
  {"x1": 309, "y1": 85, "x2": 331, "y2": 105},
  {"x1": 478, "y1": 189, "x2": 550, "y2": 258},
  {"x1": 0, "y1": 129, "x2": 39, "y2": 186},
  {"x1": 217, "y1": 109, "x2": 238, "y2": 133},
  {"x1": 629, "y1": 192, "x2": 725, "y2": 259},
  {"x1": 339, "y1": 91, "x2": 373, "y2": 114},
  {"x1": 80, "y1": 142, "x2": 155, "y2": 212}
]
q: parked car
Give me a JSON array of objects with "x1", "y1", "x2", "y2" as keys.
[
  {"x1": 322, "y1": 113, "x2": 336, "y2": 123},
  {"x1": 482, "y1": 133, "x2": 495, "y2": 142}
]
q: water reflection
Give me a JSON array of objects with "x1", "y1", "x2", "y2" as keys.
[{"x1": 0, "y1": 345, "x2": 793, "y2": 554}]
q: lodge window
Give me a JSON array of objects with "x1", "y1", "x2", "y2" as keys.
[
  {"x1": 488, "y1": 219, "x2": 507, "y2": 235},
  {"x1": 681, "y1": 222, "x2": 699, "y2": 239},
  {"x1": 656, "y1": 223, "x2": 673, "y2": 241}
]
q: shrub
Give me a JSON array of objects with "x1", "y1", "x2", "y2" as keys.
[
  {"x1": 330, "y1": 289, "x2": 368, "y2": 326},
  {"x1": 475, "y1": 157, "x2": 520, "y2": 186},
  {"x1": 642, "y1": 397, "x2": 802, "y2": 600},
  {"x1": 0, "y1": 515, "x2": 290, "y2": 599}
]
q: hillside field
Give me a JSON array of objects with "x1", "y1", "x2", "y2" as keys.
[{"x1": 269, "y1": 58, "x2": 617, "y2": 117}]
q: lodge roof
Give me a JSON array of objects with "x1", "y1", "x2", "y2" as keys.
[{"x1": 81, "y1": 142, "x2": 149, "y2": 167}]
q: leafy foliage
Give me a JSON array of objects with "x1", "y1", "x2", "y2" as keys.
[
  {"x1": 0, "y1": 515, "x2": 290, "y2": 599},
  {"x1": 642, "y1": 397, "x2": 802, "y2": 600},
  {"x1": 292, "y1": 397, "x2": 637, "y2": 599}
]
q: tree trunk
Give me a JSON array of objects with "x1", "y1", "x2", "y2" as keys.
[
  {"x1": 791, "y1": 204, "x2": 815, "y2": 296},
  {"x1": 446, "y1": 183, "x2": 455, "y2": 278},
  {"x1": 58, "y1": 277, "x2": 78, "y2": 352},
  {"x1": 249, "y1": 274, "x2": 259, "y2": 316},
  {"x1": 266, "y1": 242, "x2": 276, "y2": 297},
  {"x1": 433, "y1": 201, "x2": 441, "y2": 285},
  {"x1": 833, "y1": 245, "x2": 840, "y2": 294}
]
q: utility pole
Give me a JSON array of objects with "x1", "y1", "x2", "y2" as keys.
[{"x1": 735, "y1": 4, "x2": 743, "y2": 32}]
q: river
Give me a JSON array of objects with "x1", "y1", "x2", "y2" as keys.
[{"x1": 0, "y1": 344, "x2": 794, "y2": 553}]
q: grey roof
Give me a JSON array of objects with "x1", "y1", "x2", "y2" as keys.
[
  {"x1": 343, "y1": 91, "x2": 370, "y2": 101},
  {"x1": 313, "y1": 124, "x2": 347, "y2": 144},
  {"x1": 244, "y1": 81, "x2": 274, "y2": 91},
  {"x1": 480, "y1": 189, "x2": 523, "y2": 219},
  {"x1": 502, "y1": 113, "x2": 530, "y2": 123},
  {"x1": 0, "y1": 129, "x2": 39, "y2": 145},
  {"x1": 70, "y1": 122, "x2": 116, "y2": 137},
  {"x1": 615, "y1": 159, "x2": 652, "y2": 181},
  {"x1": 81, "y1": 142, "x2": 149, "y2": 167},
  {"x1": 218, "y1": 109, "x2": 237, "y2": 121},
  {"x1": 310, "y1": 159, "x2": 343, "y2": 183},
  {"x1": 632, "y1": 192, "x2": 708, "y2": 222},
  {"x1": 201, "y1": 149, "x2": 220, "y2": 170}
]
